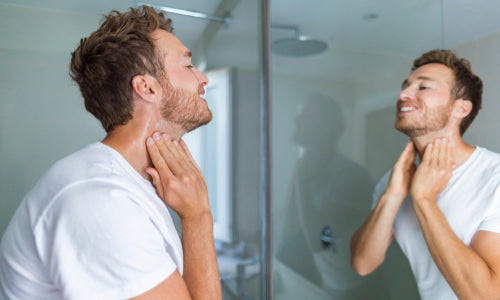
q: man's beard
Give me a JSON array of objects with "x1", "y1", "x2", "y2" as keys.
[
  {"x1": 395, "y1": 103, "x2": 452, "y2": 138},
  {"x1": 160, "y1": 79, "x2": 212, "y2": 133}
]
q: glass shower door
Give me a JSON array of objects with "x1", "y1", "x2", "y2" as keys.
[{"x1": 270, "y1": 1, "x2": 445, "y2": 298}]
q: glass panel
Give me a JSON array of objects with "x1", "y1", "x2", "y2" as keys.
[{"x1": 271, "y1": 0, "x2": 500, "y2": 299}]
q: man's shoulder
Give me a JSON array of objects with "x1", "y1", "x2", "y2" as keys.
[
  {"x1": 476, "y1": 146, "x2": 500, "y2": 162},
  {"x1": 25, "y1": 143, "x2": 156, "y2": 228},
  {"x1": 39, "y1": 142, "x2": 142, "y2": 193},
  {"x1": 470, "y1": 146, "x2": 500, "y2": 175}
]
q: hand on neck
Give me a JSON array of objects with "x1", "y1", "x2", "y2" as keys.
[
  {"x1": 102, "y1": 117, "x2": 185, "y2": 180},
  {"x1": 410, "y1": 129, "x2": 475, "y2": 169}
]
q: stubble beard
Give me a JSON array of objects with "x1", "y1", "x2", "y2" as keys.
[
  {"x1": 394, "y1": 103, "x2": 452, "y2": 138},
  {"x1": 160, "y1": 79, "x2": 213, "y2": 133}
]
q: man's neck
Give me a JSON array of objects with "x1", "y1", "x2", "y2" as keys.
[
  {"x1": 411, "y1": 130, "x2": 476, "y2": 169},
  {"x1": 102, "y1": 120, "x2": 185, "y2": 180}
]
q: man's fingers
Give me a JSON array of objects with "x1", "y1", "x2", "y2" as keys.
[
  {"x1": 422, "y1": 142, "x2": 434, "y2": 165},
  {"x1": 179, "y1": 139, "x2": 193, "y2": 159},
  {"x1": 396, "y1": 141, "x2": 417, "y2": 169},
  {"x1": 146, "y1": 167, "x2": 164, "y2": 199},
  {"x1": 160, "y1": 137, "x2": 199, "y2": 175},
  {"x1": 146, "y1": 136, "x2": 174, "y2": 178},
  {"x1": 443, "y1": 139, "x2": 453, "y2": 170},
  {"x1": 438, "y1": 138, "x2": 447, "y2": 167},
  {"x1": 153, "y1": 134, "x2": 189, "y2": 176},
  {"x1": 430, "y1": 138, "x2": 440, "y2": 166},
  {"x1": 147, "y1": 133, "x2": 202, "y2": 182}
]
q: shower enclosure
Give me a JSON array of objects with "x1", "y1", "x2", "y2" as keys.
[{"x1": 3, "y1": 0, "x2": 500, "y2": 299}]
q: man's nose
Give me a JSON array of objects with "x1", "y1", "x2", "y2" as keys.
[
  {"x1": 194, "y1": 67, "x2": 209, "y2": 86},
  {"x1": 399, "y1": 86, "x2": 413, "y2": 101}
]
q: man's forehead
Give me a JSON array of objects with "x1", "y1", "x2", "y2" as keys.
[
  {"x1": 152, "y1": 29, "x2": 190, "y2": 54},
  {"x1": 403, "y1": 63, "x2": 454, "y2": 86}
]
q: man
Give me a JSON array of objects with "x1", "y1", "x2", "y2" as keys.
[
  {"x1": 350, "y1": 49, "x2": 500, "y2": 299},
  {"x1": 0, "y1": 6, "x2": 221, "y2": 299}
]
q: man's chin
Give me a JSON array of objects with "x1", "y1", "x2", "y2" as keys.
[
  {"x1": 395, "y1": 125, "x2": 428, "y2": 138},
  {"x1": 184, "y1": 113, "x2": 213, "y2": 133}
]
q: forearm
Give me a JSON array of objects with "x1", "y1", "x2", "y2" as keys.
[
  {"x1": 350, "y1": 192, "x2": 403, "y2": 275},
  {"x1": 414, "y1": 199, "x2": 500, "y2": 299},
  {"x1": 181, "y1": 213, "x2": 221, "y2": 300}
]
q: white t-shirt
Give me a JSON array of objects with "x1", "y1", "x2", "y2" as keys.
[
  {"x1": 373, "y1": 146, "x2": 500, "y2": 300},
  {"x1": 0, "y1": 142, "x2": 183, "y2": 300}
]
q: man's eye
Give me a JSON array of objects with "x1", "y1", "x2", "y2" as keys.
[
  {"x1": 419, "y1": 86, "x2": 429, "y2": 90},
  {"x1": 187, "y1": 65, "x2": 194, "y2": 69}
]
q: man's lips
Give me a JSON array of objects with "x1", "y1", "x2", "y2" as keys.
[
  {"x1": 397, "y1": 101, "x2": 418, "y2": 114},
  {"x1": 399, "y1": 106, "x2": 416, "y2": 112},
  {"x1": 199, "y1": 88, "x2": 206, "y2": 102}
]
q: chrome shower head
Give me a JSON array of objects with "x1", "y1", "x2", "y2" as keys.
[{"x1": 271, "y1": 24, "x2": 328, "y2": 57}]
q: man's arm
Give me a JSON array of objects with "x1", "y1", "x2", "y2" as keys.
[
  {"x1": 350, "y1": 141, "x2": 416, "y2": 275},
  {"x1": 133, "y1": 132, "x2": 221, "y2": 299},
  {"x1": 411, "y1": 138, "x2": 500, "y2": 299}
]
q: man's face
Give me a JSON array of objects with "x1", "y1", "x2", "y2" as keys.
[
  {"x1": 152, "y1": 29, "x2": 212, "y2": 132},
  {"x1": 395, "y1": 63, "x2": 454, "y2": 137}
]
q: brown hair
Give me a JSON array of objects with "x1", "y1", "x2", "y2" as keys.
[
  {"x1": 70, "y1": 6, "x2": 173, "y2": 132},
  {"x1": 412, "y1": 49, "x2": 483, "y2": 135}
]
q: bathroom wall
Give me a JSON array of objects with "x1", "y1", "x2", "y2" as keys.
[
  {"x1": 0, "y1": 4, "x2": 105, "y2": 235},
  {"x1": 456, "y1": 31, "x2": 500, "y2": 152}
]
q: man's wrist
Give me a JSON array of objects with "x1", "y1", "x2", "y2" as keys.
[
  {"x1": 180, "y1": 211, "x2": 213, "y2": 227},
  {"x1": 411, "y1": 193, "x2": 436, "y2": 205},
  {"x1": 381, "y1": 189, "x2": 407, "y2": 203}
]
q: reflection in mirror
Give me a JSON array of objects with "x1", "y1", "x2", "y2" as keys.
[{"x1": 271, "y1": 1, "x2": 500, "y2": 299}]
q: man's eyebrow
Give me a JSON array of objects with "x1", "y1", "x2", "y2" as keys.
[
  {"x1": 401, "y1": 76, "x2": 436, "y2": 89},
  {"x1": 416, "y1": 75, "x2": 435, "y2": 81},
  {"x1": 185, "y1": 51, "x2": 192, "y2": 58},
  {"x1": 401, "y1": 79, "x2": 409, "y2": 89}
]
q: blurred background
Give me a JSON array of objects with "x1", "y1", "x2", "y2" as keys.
[{"x1": 2, "y1": 0, "x2": 500, "y2": 299}]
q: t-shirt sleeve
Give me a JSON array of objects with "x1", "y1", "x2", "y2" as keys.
[
  {"x1": 371, "y1": 170, "x2": 392, "y2": 209},
  {"x1": 478, "y1": 185, "x2": 500, "y2": 233},
  {"x1": 34, "y1": 181, "x2": 178, "y2": 300}
]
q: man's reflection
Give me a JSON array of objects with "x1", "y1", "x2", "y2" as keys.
[{"x1": 276, "y1": 95, "x2": 385, "y2": 299}]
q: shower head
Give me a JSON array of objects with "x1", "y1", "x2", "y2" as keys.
[
  {"x1": 271, "y1": 24, "x2": 328, "y2": 57},
  {"x1": 272, "y1": 36, "x2": 328, "y2": 57}
]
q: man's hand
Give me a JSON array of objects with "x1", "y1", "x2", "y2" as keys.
[
  {"x1": 410, "y1": 138, "x2": 453, "y2": 202},
  {"x1": 145, "y1": 132, "x2": 210, "y2": 220},
  {"x1": 136, "y1": 132, "x2": 221, "y2": 299},
  {"x1": 350, "y1": 141, "x2": 417, "y2": 275},
  {"x1": 385, "y1": 140, "x2": 417, "y2": 199}
]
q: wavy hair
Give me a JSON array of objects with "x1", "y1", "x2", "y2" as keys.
[{"x1": 70, "y1": 6, "x2": 173, "y2": 132}]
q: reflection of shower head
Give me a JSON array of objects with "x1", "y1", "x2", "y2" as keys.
[{"x1": 271, "y1": 24, "x2": 328, "y2": 57}]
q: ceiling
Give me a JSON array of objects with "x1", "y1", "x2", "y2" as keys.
[{"x1": 2, "y1": 0, "x2": 500, "y2": 82}]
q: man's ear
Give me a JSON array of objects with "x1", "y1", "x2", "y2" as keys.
[
  {"x1": 453, "y1": 99, "x2": 472, "y2": 119},
  {"x1": 131, "y1": 74, "x2": 161, "y2": 103}
]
